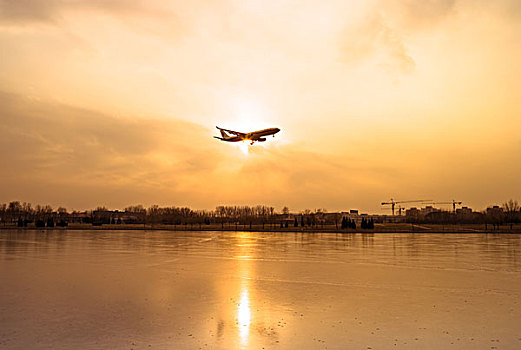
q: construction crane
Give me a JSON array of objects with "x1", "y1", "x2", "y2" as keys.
[
  {"x1": 427, "y1": 200, "x2": 462, "y2": 213},
  {"x1": 381, "y1": 199, "x2": 432, "y2": 216},
  {"x1": 381, "y1": 205, "x2": 407, "y2": 216}
]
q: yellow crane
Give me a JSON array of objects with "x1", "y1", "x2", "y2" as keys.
[
  {"x1": 428, "y1": 200, "x2": 463, "y2": 213},
  {"x1": 381, "y1": 199, "x2": 432, "y2": 216}
]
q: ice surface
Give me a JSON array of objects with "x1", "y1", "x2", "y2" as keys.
[{"x1": 1, "y1": 230, "x2": 521, "y2": 349}]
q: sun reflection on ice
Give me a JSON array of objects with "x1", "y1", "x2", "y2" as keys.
[
  {"x1": 237, "y1": 287, "x2": 251, "y2": 346},
  {"x1": 235, "y1": 232, "x2": 253, "y2": 348}
]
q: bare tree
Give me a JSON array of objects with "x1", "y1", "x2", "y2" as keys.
[
  {"x1": 503, "y1": 199, "x2": 520, "y2": 212},
  {"x1": 503, "y1": 199, "x2": 520, "y2": 229}
]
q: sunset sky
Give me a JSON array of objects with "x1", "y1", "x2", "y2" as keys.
[{"x1": 1, "y1": 0, "x2": 520, "y2": 213}]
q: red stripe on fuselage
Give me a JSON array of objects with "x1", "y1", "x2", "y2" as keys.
[{"x1": 249, "y1": 128, "x2": 280, "y2": 139}]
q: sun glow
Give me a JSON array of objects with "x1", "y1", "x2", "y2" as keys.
[
  {"x1": 216, "y1": 92, "x2": 283, "y2": 156},
  {"x1": 220, "y1": 93, "x2": 276, "y2": 133},
  {"x1": 237, "y1": 141, "x2": 250, "y2": 155}
]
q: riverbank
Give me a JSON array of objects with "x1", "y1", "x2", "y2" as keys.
[{"x1": 2, "y1": 222, "x2": 521, "y2": 234}]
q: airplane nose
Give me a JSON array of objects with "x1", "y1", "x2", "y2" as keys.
[{"x1": 275, "y1": 128, "x2": 280, "y2": 133}]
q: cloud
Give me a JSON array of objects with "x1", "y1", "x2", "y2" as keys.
[
  {"x1": 1, "y1": 1, "x2": 521, "y2": 212},
  {"x1": 0, "y1": 90, "x2": 403, "y2": 211},
  {"x1": 340, "y1": 12, "x2": 415, "y2": 74},
  {"x1": 4, "y1": 1, "x2": 58, "y2": 22},
  {"x1": 0, "y1": 0, "x2": 179, "y2": 26},
  {"x1": 380, "y1": 0, "x2": 521, "y2": 28},
  {"x1": 0, "y1": 91, "x2": 224, "y2": 205},
  {"x1": 339, "y1": 0, "x2": 521, "y2": 75},
  {"x1": 0, "y1": 0, "x2": 58, "y2": 22},
  {"x1": 1, "y1": 88, "x2": 520, "y2": 212},
  {"x1": 390, "y1": 0, "x2": 456, "y2": 28}
]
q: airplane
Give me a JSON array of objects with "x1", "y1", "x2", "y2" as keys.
[{"x1": 214, "y1": 126, "x2": 280, "y2": 145}]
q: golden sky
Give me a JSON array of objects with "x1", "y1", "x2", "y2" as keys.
[{"x1": 1, "y1": 0, "x2": 520, "y2": 212}]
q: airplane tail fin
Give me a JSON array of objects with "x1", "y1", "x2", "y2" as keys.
[{"x1": 219, "y1": 129, "x2": 230, "y2": 139}]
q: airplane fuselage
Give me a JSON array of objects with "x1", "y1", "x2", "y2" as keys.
[
  {"x1": 215, "y1": 127, "x2": 280, "y2": 145},
  {"x1": 245, "y1": 128, "x2": 280, "y2": 141}
]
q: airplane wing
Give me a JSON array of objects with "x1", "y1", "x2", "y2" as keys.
[{"x1": 216, "y1": 126, "x2": 247, "y2": 137}]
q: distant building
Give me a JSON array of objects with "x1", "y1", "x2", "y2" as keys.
[
  {"x1": 406, "y1": 207, "x2": 420, "y2": 218},
  {"x1": 456, "y1": 206, "x2": 473, "y2": 215},
  {"x1": 341, "y1": 210, "x2": 357, "y2": 219},
  {"x1": 341, "y1": 210, "x2": 386, "y2": 224},
  {"x1": 421, "y1": 206, "x2": 440, "y2": 215},
  {"x1": 486, "y1": 205, "x2": 503, "y2": 215}
]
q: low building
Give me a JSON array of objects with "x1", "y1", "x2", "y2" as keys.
[
  {"x1": 486, "y1": 205, "x2": 503, "y2": 215},
  {"x1": 456, "y1": 206, "x2": 473, "y2": 215}
]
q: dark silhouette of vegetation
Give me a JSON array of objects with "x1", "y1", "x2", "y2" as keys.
[
  {"x1": 1, "y1": 200, "x2": 521, "y2": 231},
  {"x1": 504, "y1": 199, "x2": 520, "y2": 229},
  {"x1": 361, "y1": 218, "x2": 374, "y2": 229},
  {"x1": 341, "y1": 217, "x2": 347, "y2": 229}
]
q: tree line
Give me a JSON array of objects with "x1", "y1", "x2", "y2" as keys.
[
  {"x1": 0, "y1": 202, "x2": 334, "y2": 229},
  {"x1": 1, "y1": 200, "x2": 520, "y2": 229}
]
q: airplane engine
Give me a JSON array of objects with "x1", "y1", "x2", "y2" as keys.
[{"x1": 257, "y1": 138, "x2": 266, "y2": 142}]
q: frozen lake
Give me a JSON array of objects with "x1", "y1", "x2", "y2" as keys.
[{"x1": 1, "y1": 229, "x2": 521, "y2": 349}]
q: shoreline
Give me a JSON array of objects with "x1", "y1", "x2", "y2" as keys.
[{"x1": 2, "y1": 224, "x2": 521, "y2": 234}]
